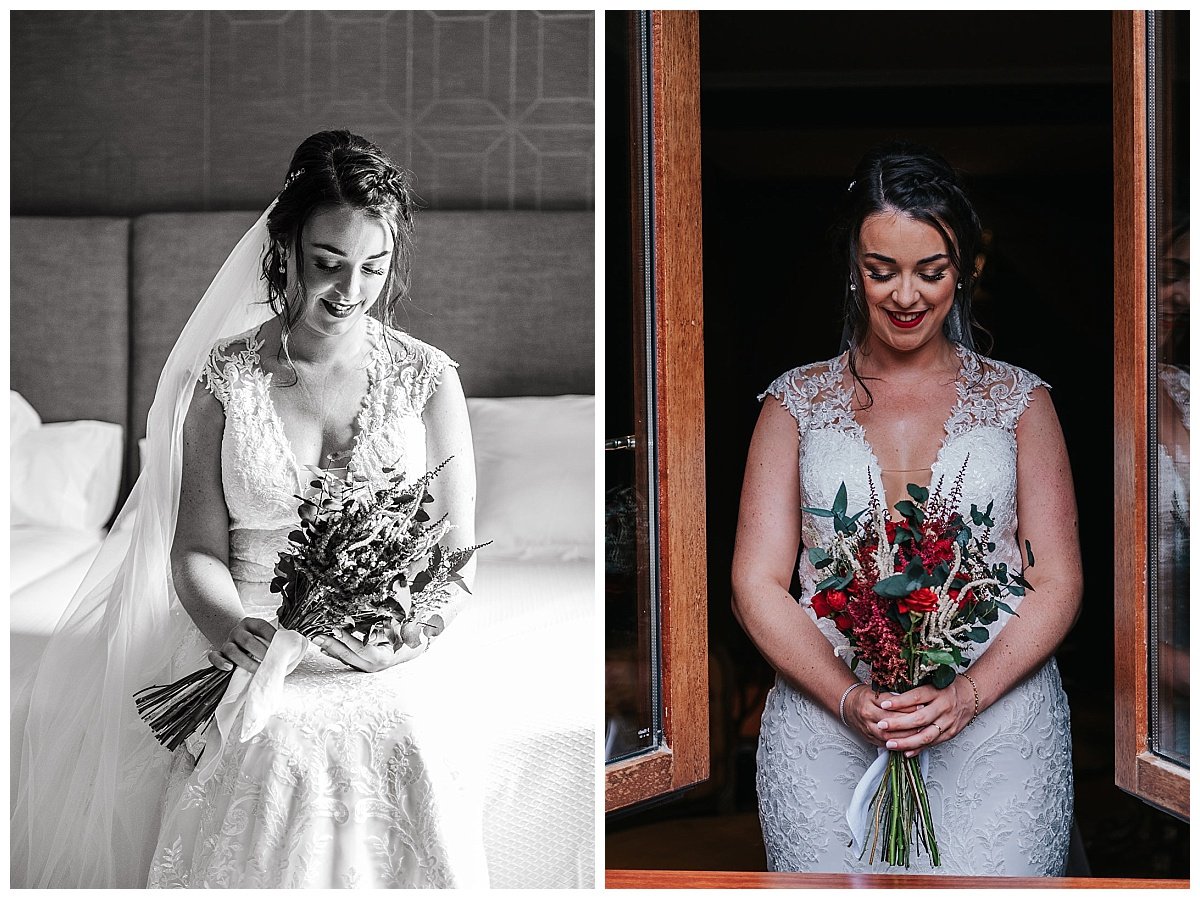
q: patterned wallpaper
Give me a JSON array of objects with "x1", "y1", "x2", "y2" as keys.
[{"x1": 11, "y1": 10, "x2": 594, "y2": 214}]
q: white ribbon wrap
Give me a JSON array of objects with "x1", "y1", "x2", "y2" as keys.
[
  {"x1": 847, "y1": 747, "x2": 930, "y2": 857},
  {"x1": 196, "y1": 628, "x2": 309, "y2": 784}
]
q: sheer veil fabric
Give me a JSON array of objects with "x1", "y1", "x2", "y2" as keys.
[{"x1": 12, "y1": 207, "x2": 278, "y2": 887}]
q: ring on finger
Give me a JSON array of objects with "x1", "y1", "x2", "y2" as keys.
[{"x1": 927, "y1": 722, "x2": 943, "y2": 738}]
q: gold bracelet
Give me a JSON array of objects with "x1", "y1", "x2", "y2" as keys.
[{"x1": 961, "y1": 672, "x2": 980, "y2": 725}]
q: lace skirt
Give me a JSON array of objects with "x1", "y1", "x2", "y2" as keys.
[
  {"x1": 147, "y1": 582, "x2": 489, "y2": 889},
  {"x1": 756, "y1": 659, "x2": 1073, "y2": 876}
]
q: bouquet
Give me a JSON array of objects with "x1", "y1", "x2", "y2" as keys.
[
  {"x1": 135, "y1": 458, "x2": 486, "y2": 752},
  {"x1": 803, "y1": 461, "x2": 1032, "y2": 867}
]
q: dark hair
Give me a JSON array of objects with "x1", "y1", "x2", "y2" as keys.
[
  {"x1": 833, "y1": 142, "x2": 988, "y2": 389},
  {"x1": 262, "y1": 129, "x2": 416, "y2": 338}
]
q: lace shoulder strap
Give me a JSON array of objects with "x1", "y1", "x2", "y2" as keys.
[
  {"x1": 954, "y1": 350, "x2": 1050, "y2": 433},
  {"x1": 758, "y1": 356, "x2": 849, "y2": 432},
  {"x1": 378, "y1": 325, "x2": 459, "y2": 415},
  {"x1": 200, "y1": 327, "x2": 263, "y2": 408}
]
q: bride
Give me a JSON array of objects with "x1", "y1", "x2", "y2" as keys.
[
  {"x1": 13, "y1": 130, "x2": 488, "y2": 887},
  {"x1": 732, "y1": 142, "x2": 1082, "y2": 874}
]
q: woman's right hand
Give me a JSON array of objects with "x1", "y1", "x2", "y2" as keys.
[{"x1": 207, "y1": 617, "x2": 277, "y2": 673}]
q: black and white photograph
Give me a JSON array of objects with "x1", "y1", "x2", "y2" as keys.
[{"x1": 10, "y1": 10, "x2": 595, "y2": 889}]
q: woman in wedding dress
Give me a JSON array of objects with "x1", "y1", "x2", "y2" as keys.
[
  {"x1": 732, "y1": 143, "x2": 1081, "y2": 875},
  {"x1": 14, "y1": 131, "x2": 488, "y2": 888}
]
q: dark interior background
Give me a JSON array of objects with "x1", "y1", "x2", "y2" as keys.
[{"x1": 606, "y1": 10, "x2": 1188, "y2": 878}]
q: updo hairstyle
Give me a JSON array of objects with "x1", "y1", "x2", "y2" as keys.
[
  {"x1": 262, "y1": 129, "x2": 416, "y2": 332},
  {"x1": 833, "y1": 141, "x2": 986, "y2": 355}
]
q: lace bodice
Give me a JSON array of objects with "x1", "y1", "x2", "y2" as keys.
[
  {"x1": 761, "y1": 345, "x2": 1048, "y2": 669},
  {"x1": 201, "y1": 317, "x2": 455, "y2": 590}
]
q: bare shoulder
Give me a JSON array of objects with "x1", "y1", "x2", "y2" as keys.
[
  {"x1": 424, "y1": 363, "x2": 466, "y2": 421},
  {"x1": 1016, "y1": 385, "x2": 1063, "y2": 441},
  {"x1": 187, "y1": 377, "x2": 226, "y2": 428}
]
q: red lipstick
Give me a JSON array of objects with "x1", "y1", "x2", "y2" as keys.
[{"x1": 886, "y1": 310, "x2": 927, "y2": 330}]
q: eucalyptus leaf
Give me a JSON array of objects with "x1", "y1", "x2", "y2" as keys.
[
  {"x1": 1025, "y1": 539, "x2": 1035, "y2": 567},
  {"x1": 922, "y1": 649, "x2": 957, "y2": 665},
  {"x1": 833, "y1": 483, "x2": 848, "y2": 517},
  {"x1": 873, "y1": 574, "x2": 914, "y2": 598},
  {"x1": 931, "y1": 665, "x2": 957, "y2": 689},
  {"x1": 802, "y1": 506, "x2": 835, "y2": 519},
  {"x1": 906, "y1": 483, "x2": 929, "y2": 503},
  {"x1": 968, "y1": 626, "x2": 989, "y2": 642}
]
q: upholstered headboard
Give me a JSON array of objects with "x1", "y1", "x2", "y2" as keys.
[{"x1": 11, "y1": 209, "x2": 594, "y2": 494}]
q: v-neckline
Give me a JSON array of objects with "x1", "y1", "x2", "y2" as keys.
[
  {"x1": 250, "y1": 318, "x2": 382, "y2": 489},
  {"x1": 839, "y1": 343, "x2": 969, "y2": 516}
]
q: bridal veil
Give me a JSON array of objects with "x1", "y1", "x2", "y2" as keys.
[{"x1": 12, "y1": 206, "x2": 277, "y2": 887}]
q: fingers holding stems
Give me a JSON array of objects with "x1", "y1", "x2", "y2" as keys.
[
  {"x1": 848, "y1": 677, "x2": 975, "y2": 755},
  {"x1": 211, "y1": 617, "x2": 277, "y2": 673},
  {"x1": 877, "y1": 677, "x2": 975, "y2": 755}
]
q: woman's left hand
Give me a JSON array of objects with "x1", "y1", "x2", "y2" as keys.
[
  {"x1": 313, "y1": 628, "x2": 424, "y2": 672},
  {"x1": 874, "y1": 676, "x2": 975, "y2": 756}
]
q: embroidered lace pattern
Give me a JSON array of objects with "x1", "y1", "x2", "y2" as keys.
[
  {"x1": 755, "y1": 347, "x2": 1073, "y2": 875},
  {"x1": 147, "y1": 321, "x2": 488, "y2": 889}
]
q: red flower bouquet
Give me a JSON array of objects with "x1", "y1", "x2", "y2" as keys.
[{"x1": 803, "y1": 460, "x2": 1032, "y2": 867}]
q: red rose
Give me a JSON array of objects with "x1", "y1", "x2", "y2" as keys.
[
  {"x1": 950, "y1": 588, "x2": 973, "y2": 609},
  {"x1": 827, "y1": 589, "x2": 849, "y2": 612},
  {"x1": 898, "y1": 587, "x2": 939, "y2": 615},
  {"x1": 885, "y1": 520, "x2": 899, "y2": 544},
  {"x1": 834, "y1": 613, "x2": 853, "y2": 632},
  {"x1": 810, "y1": 590, "x2": 832, "y2": 618}
]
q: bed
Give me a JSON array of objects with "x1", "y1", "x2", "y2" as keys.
[{"x1": 9, "y1": 210, "x2": 595, "y2": 888}]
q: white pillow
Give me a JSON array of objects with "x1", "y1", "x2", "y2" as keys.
[
  {"x1": 11, "y1": 420, "x2": 124, "y2": 530},
  {"x1": 467, "y1": 395, "x2": 594, "y2": 561},
  {"x1": 10, "y1": 390, "x2": 41, "y2": 443}
]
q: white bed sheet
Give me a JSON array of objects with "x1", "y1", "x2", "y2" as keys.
[
  {"x1": 9, "y1": 525, "x2": 105, "y2": 597},
  {"x1": 435, "y1": 557, "x2": 596, "y2": 888},
  {"x1": 10, "y1": 548, "x2": 596, "y2": 889},
  {"x1": 10, "y1": 528, "x2": 109, "y2": 807}
]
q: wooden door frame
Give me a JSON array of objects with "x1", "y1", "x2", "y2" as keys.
[{"x1": 605, "y1": 10, "x2": 710, "y2": 812}]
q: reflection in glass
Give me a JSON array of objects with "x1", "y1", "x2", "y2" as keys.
[
  {"x1": 1151, "y1": 10, "x2": 1189, "y2": 768},
  {"x1": 605, "y1": 12, "x2": 659, "y2": 764}
]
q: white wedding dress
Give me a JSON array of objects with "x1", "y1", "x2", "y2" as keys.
[
  {"x1": 756, "y1": 345, "x2": 1074, "y2": 876},
  {"x1": 147, "y1": 317, "x2": 490, "y2": 888}
]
